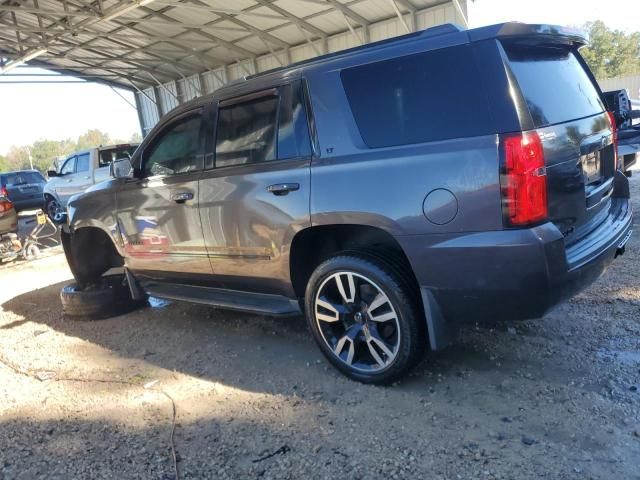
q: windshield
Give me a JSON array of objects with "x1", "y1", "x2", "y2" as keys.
[{"x1": 503, "y1": 44, "x2": 605, "y2": 127}]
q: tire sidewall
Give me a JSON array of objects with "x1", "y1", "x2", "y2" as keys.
[
  {"x1": 304, "y1": 254, "x2": 420, "y2": 384},
  {"x1": 61, "y1": 275, "x2": 145, "y2": 320}
]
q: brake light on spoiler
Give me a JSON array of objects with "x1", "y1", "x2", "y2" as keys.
[{"x1": 500, "y1": 131, "x2": 548, "y2": 227}]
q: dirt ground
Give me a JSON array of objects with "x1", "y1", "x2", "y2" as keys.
[{"x1": 1, "y1": 180, "x2": 639, "y2": 480}]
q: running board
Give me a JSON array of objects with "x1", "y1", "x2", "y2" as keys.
[{"x1": 143, "y1": 282, "x2": 302, "y2": 317}]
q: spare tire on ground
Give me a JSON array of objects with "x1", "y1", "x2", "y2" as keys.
[{"x1": 60, "y1": 274, "x2": 147, "y2": 320}]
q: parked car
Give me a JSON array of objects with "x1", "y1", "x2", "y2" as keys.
[
  {"x1": 602, "y1": 89, "x2": 640, "y2": 172},
  {"x1": 61, "y1": 22, "x2": 633, "y2": 384},
  {"x1": 43, "y1": 144, "x2": 138, "y2": 222},
  {"x1": 0, "y1": 170, "x2": 47, "y2": 212}
]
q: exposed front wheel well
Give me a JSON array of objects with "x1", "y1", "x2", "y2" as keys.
[{"x1": 62, "y1": 227, "x2": 123, "y2": 287}]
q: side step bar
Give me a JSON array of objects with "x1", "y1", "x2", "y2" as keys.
[{"x1": 143, "y1": 282, "x2": 302, "y2": 317}]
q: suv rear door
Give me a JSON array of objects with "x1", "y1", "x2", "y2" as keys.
[
  {"x1": 498, "y1": 40, "x2": 616, "y2": 247},
  {"x1": 198, "y1": 80, "x2": 313, "y2": 295}
]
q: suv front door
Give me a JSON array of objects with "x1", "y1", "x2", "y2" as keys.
[
  {"x1": 199, "y1": 81, "x2": 313, "y2": 295},
  {"x1": 116, "y1": 108, "x2": 211, "y2": 281}
]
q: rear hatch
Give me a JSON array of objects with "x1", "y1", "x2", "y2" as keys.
[
  {"x1": 501, "y1": 40, "x2": 616, "y2": 246},
  {"x1": 2, "y1": 171, "x2": 46, "y2": 204}
]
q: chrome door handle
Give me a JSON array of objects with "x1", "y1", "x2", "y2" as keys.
[
  {"x1": 171, "y1": 191, "x2": 194, "y2": 203},
  {"x1": 267, "y1": 183, "x2": 300, "y2": 196}
]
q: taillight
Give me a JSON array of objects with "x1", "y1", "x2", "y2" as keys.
[
  {"x1": 606, "y1": 111, "x2": 619, "y2": 170},
  {"x1": 0, "y1": 186, "x2": 7, "y2": 197},
  {"x1": 500, "y1": 131, "x2": 548, "y2": 227},
  {"x1": 0, "y1": 199, "x2": 13, "y2": 213}
]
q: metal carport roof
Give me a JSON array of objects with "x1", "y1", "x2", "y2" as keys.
[{"x1": 0, "y1": 0, "x2": 468, "y2": 132}]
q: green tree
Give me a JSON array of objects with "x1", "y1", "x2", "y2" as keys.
[
  {"x1": 0, "y1": 128, "x2": 142, "y2": 173},
  {"x1": 0, "y1": 154, "x2": 9, "y2": 172},
  {"x1": 129, "y1": 131, "x2": 142, "y2": 144},
  {"x1": 5, "y1": 146, "x2": 30, "y2": 170},
  {"x1": 76, "y1": 129, "x2": 112, "y2": 150},
  {"x1": 581, "y1": 21, "x2": 640, "y2": 79},
  {"x1": 30, "y1": 138, "x2": 75, "y2": 172}
]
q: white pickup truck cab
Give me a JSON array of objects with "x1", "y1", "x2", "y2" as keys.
[{"x1": 44, "y1": 144, "x2": 138, "y2": 222}]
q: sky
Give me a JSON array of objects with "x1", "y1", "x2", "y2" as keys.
[
  {"x1": 468, "y1": 0, "x2": 640, "y2": 31},
  {"x1": 1, "y1": 0, "x2": 638, "y2": 156},
  {"x1": 0, "y1": 68, "x2": 140, "y2": 155}
]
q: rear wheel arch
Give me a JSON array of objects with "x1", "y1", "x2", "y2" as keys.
[{"x1": 289, "y1": 224, "x2": 420, "y2": 300}]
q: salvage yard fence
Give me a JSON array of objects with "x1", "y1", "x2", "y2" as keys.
[{"x1": 598, "y1": 74, "x2": 640, "y2": 100}]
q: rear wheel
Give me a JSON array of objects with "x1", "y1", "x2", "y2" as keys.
[
  {"x1": 60, "y1": 274, "x2": 146, "y2": 320},
  {"x1": 305, "y1": 254, "x2": 424, "y2": 384}
]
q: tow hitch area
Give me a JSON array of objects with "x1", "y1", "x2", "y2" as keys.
[{"x1": 616, "y1": 229, "x2": 633, "y2": 257}]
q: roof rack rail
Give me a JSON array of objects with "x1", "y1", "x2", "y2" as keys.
[{"x1": 243, "y1": 23, "x2": 465, "y2": 82}]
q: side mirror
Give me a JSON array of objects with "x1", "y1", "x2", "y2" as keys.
[
  {"x1": 111, "y1": 158, "x2": 134, "y2": 179},
  {"x1": 47, "y1": 169, "x2": 58, "y2": 178}
]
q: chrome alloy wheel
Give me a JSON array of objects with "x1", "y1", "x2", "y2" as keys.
[
  {"x1": 314, "y1": 271, "x2": 401, "y2": 372},
  {"x1": 47, "y1": 199, "x2": 65, "y2": 223}
]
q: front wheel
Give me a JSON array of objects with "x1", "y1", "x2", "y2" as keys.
[
  {"x1": 305, "y1": 254, "x2": 425, "y2": 384},
  {"x1": 46, "y1": 197, "x2": 65, "y2": 224}
]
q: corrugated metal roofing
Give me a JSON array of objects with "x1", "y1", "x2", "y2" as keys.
[{"x1": 0, "y1": 0, "x2": 468, "y2": 132}]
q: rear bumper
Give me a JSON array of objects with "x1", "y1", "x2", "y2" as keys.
[
  {"x1": 398, "y1": 197, "x2": 633, "y2": 328},
  {"x1": 11, "y1": 197, "x2": 44, "y2": 212}
]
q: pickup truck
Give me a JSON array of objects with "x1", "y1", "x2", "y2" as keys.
[
  {"x1": 602, "y1": 89, "x2": 640, "y2": 173},
  {"x1": 44, "y1": 144, "x2": 138, "y2": 222}
]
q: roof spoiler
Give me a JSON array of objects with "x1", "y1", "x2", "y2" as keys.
[{"x1": 468, "y1": 22, "x2": 587, "y2": 47}]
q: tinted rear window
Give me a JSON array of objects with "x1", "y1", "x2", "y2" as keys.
[
  {"x1": 503, "y1": 44, "x2": 605, "y2": 127},
  {"x1": 3, "y1": 172, "x2": 45, "y2": 186},
  {"x1": 341, "y1": 45, "x2": 494, "y2": 148}
]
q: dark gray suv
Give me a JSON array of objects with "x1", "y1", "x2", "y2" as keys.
[{"x1": 62, "y1": 22, "x2": 633, "y2": 384}]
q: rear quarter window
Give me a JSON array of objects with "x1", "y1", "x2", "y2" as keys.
[
  {"x1": 503, "y1": 44, "x2": 605, "y2": 127},
  {"x1": 4, "y1": 172, "x2": 45, "y2": 185},
  {"x1": 340, "y1": 44, "x2": 494, "y2": 148}
]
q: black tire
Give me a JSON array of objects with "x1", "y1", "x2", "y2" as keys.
[
  {"x1": 60, "y1": 274, "x2": 146, "y2": 320},
  {"x1": 305, "y1": 254, "x2": 425, "y2": 385}
]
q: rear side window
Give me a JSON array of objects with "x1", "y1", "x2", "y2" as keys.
[
  {"x1": 215, "y1": 96, "x2": 278, "y2": 168},
  {"x1": 341, "y1": 45, "x2": 493, "y2": 148},
  {"x1": 76, "y1": 153, "x2": 91, "y2": 173},
  {"x1": 503, "y1": 44, "x2": 605, "y2": 127},
  {"x1": 278, "y1": 82, "x2": 312, "y2": 159},
  {"x1": 4, "y1": 172, "x2": 45, "y2": 185}
]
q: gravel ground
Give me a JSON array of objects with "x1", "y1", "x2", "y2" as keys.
[{"x1": 1, "y1": 179, "x2": 639, "y2": 480}]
